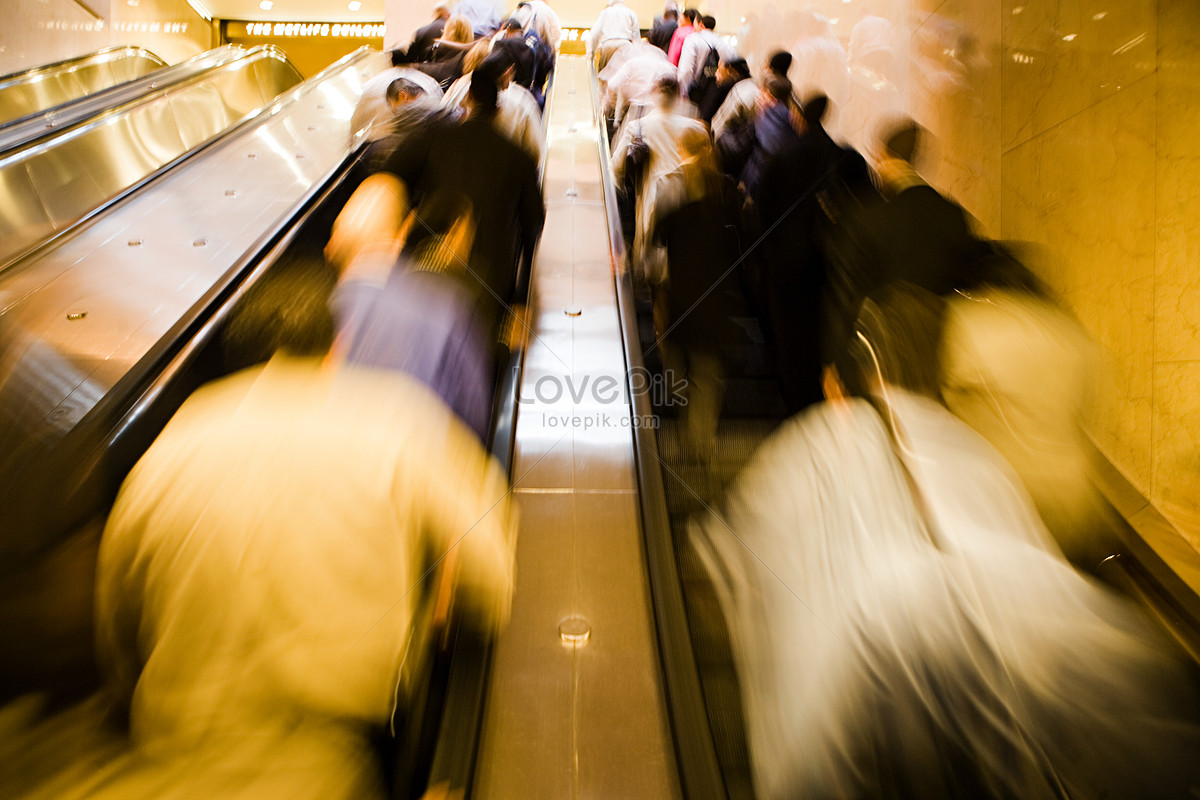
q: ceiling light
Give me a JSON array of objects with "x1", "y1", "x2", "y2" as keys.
[
  {"x1": 348, "y1": 0, "x2": 362, "y2": 10},
  {"x1": 1012, "y1": 6, "x2": 1024, "y2": 14},
  {"x1": 259, "y1": 0, "x2": 272, "y2": 8},
  {"x1": 1062, "y1": 33, "x2": 1077, "y2": 41},
  {"x1": 1093, "y1": 11, "x2": 1107, "y2": 20}
]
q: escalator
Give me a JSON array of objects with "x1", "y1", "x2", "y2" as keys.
[
  {"x1": 0, "y1": 45, "x2": 253, "y2": 153},
  {"x1": 587, "y1": 57, "x2": 1200, "y2": 800},
  {"x1": 0, "y1": 46, "x2": 540, "y2": 800},
  {"x1": 0, "y1": 44, "x2": 305, "y2": 268},
  {"x1": 0, "y1": 46, "x2": 167, "y2": 126},
  {"x1": 0, "y1": 46, "x2": 388, "y2": 563}
]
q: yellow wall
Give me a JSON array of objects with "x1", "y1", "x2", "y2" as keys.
[
  {"x1": 3, "y1": 0, "x2": 213, "y2": 75},
  {"x1": 224, "y1": 23, "x2": 382, "y2": 79}
]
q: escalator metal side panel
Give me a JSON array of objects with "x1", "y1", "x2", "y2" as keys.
[
  {"x1": 0, "y1": 46, "x2": 247, "y2": 153},
  {"x1": 0, "y1": 47, "x2": 308, "y2": 268},
  {"x1": 0, "y1": 46, "x2": 166, "y2": 124},
  {"x1": 0, "y1": 48, "x2": 390, "y2": 560}
]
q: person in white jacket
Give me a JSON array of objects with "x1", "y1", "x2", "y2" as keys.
[
  {"x1": 610, "y1": 74, "x2": 706, "y2": 284},
  {"x1": 585, "y1": 0, "x2": 640, "y2": 72},
  {"x1": 676, "y1": 14, "x2": 735, "y2": 100},
  {"x1": 696, "y1": 288, "x2": 1200, "y2": 800}
]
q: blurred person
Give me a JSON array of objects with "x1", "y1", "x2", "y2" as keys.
[
  {"x1": 712, "y1": 49, "x2": 791, "y2": 141},
  {"x1": 88, "y1": 259, "x2": 516, "y2": 800},
  {"x1": 492, "y1": 18, "x2": 537, "y2": 90},
  {"x1": 666, "y1": 7, "x2": 697, "y2": 66},
  {"x1": 754, "y1": 93, "x2": 843, "y2": 413},
  {"x1": 788, "y1": 10, "x2": 849, "y2": 136},
  {"x1": 507, "y1": 6, "x2": 557, "y2": 107},
  {"x1": 739, "y1": 76, "x2": 799, "y2": 203},
  {"x1": 407, "y1": 2, "x2": 451, "y2": 63},
  {"x1": 326, "y1": 176, "x2": 494, "y2": 441},
  {"x1": 819, "y1": 118, "x2": 982, "y2": 382},
  {"x1": 696, "y1": 56, "x2": 749, "y2": 125},
  {"x1": 648, "y1": 3, "x2": 678, "y2": 53},
  {"x1": 586, "y1": 0, "x2": 640, "y2": 73},
  {"x1": 696, "y1": 284, "x2": 1200, "y2": 800},
  {"x1": 350, "y1": 67, "x2": 442, "y2": 145},
  {"x1": 445, "y1": 50, "x2": 545, "y2": 162},
  {"x1": 601, "y1": 41, "x2": 674, "y2": 132},
  {"x1": 677, "y1": 14, "x2": 734, "y2": 102},
  {"x1": 514, "y1": 0, "x2": 561, "y2": 52},
  {"x1": 440, "y1": 38, "x2": 493, "y2": 111},
  {"x1": 610, "y1": 74, "x2": 706, "y2": 285},
  {"x1": 416, "y1": 13, "x2": 476, "y2": 88},
  {"x1": 938, "y1": 251, "x2": 1107, "y2": 567},
  {"x1": 451, "y1": 0, "x2": 503, "y2": 37},
  {"x1": 649, "y1": 127, "x2": 743, "y2": 452},
  {"x1": 383, "y1": 57, "x2": 545, "y2": 340}
]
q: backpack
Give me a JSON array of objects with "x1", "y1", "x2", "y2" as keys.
[
  {"x1": 687, "y1": 41, "x2": 721, "y2": 103},
  {"x1": 524, "y1": 29, "x2": 555, "y2": 92}
]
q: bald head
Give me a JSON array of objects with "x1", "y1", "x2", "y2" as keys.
[{"x1": 325, "y1": 173, "x2": 409, "y2": 274}]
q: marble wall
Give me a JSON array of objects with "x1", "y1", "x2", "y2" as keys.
[
  {"x1": 999, "y1": 0, "x2": 1200, "y2": 544},
  {"x1": 1, "y1": 0, "x2": 212, "y2": 76}
]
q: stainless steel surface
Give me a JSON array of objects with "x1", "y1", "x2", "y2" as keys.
[
  {"x1": 0, "y1": 46, "x2": 166, "y2": 126},
  {"x1": 473, "y1": 56, "x2": 680, "y2": 800},
  {"x1": 0, "y1": 46, "x2": 304, "y2": 268},
  {"x1": 0, "y1": 46, "x2": 248, "y2": 153},
  {"x1": 0, "y1": 48, "x2": 389, "y2": 553}
]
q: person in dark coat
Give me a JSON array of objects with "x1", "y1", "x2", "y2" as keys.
[
  {"x1": 648, "y1": 4, "x2": 678, "y2": 53},
  {"x1": 492, "y1": 18, "x2": 537, "y2": 90},
  {"x1": 407, "y1": 3, "x2": 451, "y2": 63},
  {"x1": 753, "y1": 93, "x2": 844, "y2": 412},
  {"x1": 382, "y1": 59, "x2": 545, "y2": 339},
  {"x1": 651, "y1": 127, "x2": 744, "y2": 450},
  {"x1": 819, "y1": 119, "x2": 984, "y2": 391},
  {"x1": 697, "y1": 56, "x2": 749, "y2": 125}
]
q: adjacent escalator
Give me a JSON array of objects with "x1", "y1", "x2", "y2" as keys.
[
  {"x1": 0, "y1": 45, "x2": 252, "y2": 153},
  {"x1": 0, "y1": 46, "x2": 166, "y2": 126},
  {"x1": 0, "y1": 44, "x2": 304, "y2": 268}
]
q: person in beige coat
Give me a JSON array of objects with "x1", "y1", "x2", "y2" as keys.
[{"x1": 87, "y1": 275, "x2": 516, "y2": 799}]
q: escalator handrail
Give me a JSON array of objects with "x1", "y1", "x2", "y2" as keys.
[
  {"x1": 0, "y1": 45, "x2": 248, "y2": 152},
  {"x1": 587, "y1": 59, "x2": 728, "y2": 800},
  {"x1": 0, "y1": 46, "x2": 365, "y2": 275},
  {"x1": 0, "y1": 44, "x2": 299, "y2": 166},
  {"x1": 97, "y1": 147, "x2": 371, "y2": 462},
  {"x1": 0, "y1": 46, "x2": 166, "y2": 91}
]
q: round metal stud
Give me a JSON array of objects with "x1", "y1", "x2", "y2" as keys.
[
  {"x1": 564, "y1": 307, "x2": 582, "y2": 317},
  {"x1": 66, "y1": 311, "x2": 87, "y2": 321},
  {"x1": 558, "y1": 617, "x2": 591, "y2": 645},
  {"x1": 193, "y1": 238, "x2": 208, "y2": 247},
  {"x1": 128, "y1": 238, "x2": 143, "y2": 247}
]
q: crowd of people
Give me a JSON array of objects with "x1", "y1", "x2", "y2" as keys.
[
  {"x1": 3, "y1": 8, "x2": 552, "y2": 799},
  {"x1": 596, "y1": 5, "x2": 1200, "y2": 799},
  {"x1": 6, "y1": 3, "x2": 1200, "y2": 798}
]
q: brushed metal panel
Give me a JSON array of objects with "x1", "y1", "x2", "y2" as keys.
[
  {"x1": 20, "y1": 137, "x2": 110, "y2": 231},
  {"x1": 168, "y1": 79, "x2": 238, "y2": 150},
  {"x1": 0, "y1": 162, "x2": 55, "y2": 254}
]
